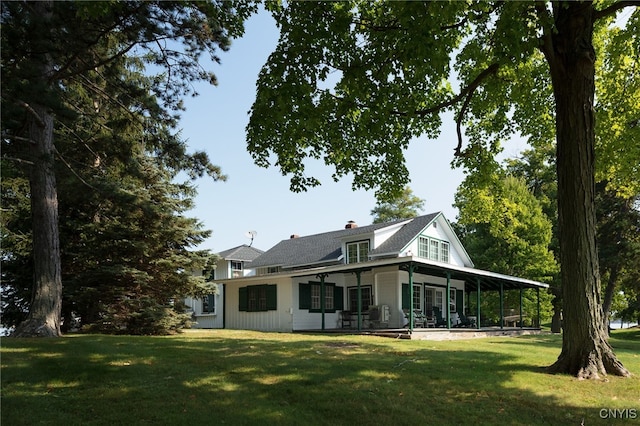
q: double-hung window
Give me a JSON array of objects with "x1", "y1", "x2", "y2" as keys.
[
  {"x1": 417, "y1": 237, "x2": 450, "y2": 263},
  {"x1": 299, "y1": 282, "x2": 344, "y2": 312},
  {"x1": 238, "y1": 284, "x2": 277, "y2": 312},
  {"x1": 202, "y1": 294, "x2": 216, "y2": 314},
  {"x1": 346, "y1": 241, "x2": 369, "y2": 264},
  {"x1": 348, "y1": 286, "x2": 373, "y2": 312},
  {"x1": 413, "y1": 284, "x2": 422, "y2": 310},
  {"x1": 231, "y1": 261, "x2": 243, "y2": 278}
]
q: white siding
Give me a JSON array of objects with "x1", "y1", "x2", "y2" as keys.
[
  {"x1": 185, "y1": 285, "x2": 225, "y2": 329},
  {"x1": 405, "y1": 217, "x2": 468, "y2": 267},
  {"x1": 374, "y1": 269, "x2": 404, "y2": 328},
  {"x1": 214, "y1": 259, "x2": 230, "y2": 279},
  {"x1": 225, "y1": 277, "x2": 293, "y2": 332},
  {"x1": 292, "y1": 273, "x2": 347, "y2": 331}
]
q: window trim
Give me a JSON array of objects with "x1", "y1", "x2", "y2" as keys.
[
  {"x1": 417, "y1": 236, "x2": 450, "y2": 263},
  {"x1": 238, "y1": 284, "x2": 277, "y2": 312},
  {"x1": 347, "y1": 285, "x2": 373, "y2": 313},
  {"x1": 299, "y1": 282, "x2": 344, "y2": 313},
  {"x1": 201, "y1": 294, "x2": 216, "y2": 315},
  {"x1": 231, "y1": 260, "x2": 244, "y2": 278},
  {"x1": 346, "y1": 240, "x2": 370, "y2": 264}
]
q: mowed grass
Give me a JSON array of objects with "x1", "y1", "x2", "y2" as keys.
[{"x1": 2, "y1": 329, "x2": 639, "y2": 426}]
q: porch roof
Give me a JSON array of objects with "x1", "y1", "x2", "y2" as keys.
[{"x1": 287, "y1": 256, "x2": 549, "y2": 291}]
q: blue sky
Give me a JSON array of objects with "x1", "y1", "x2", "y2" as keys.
[{"x1": 178, "y1": 9, "x2": 526, "y2": 253}]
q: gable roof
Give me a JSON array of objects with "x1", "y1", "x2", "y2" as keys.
[
  {"x1": 218, "y1": 245, "x2": 264, "y2": 262},
  {"x1": 369, "y1": 213, "x2": 439, "y2": 256},
  {"x1": 250, "y1": 212, "x2": 448, "y2": 270}
]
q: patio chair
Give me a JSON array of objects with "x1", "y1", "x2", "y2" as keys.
[
  {"x1": 455, "y1": 313, "x2": 473, "y2": 328},
  {"x1": 340, "y1": 311, "x2": 355, "y2": 329},
  {"x1": 425, "y1": 310, "x2": 436, "y2": 328},
  {"x1": 432, "y1": 306, "x2": 447, "y2": 327},
  {"x1": 403, "y1": 309, "x2": 426, "y2": 328}
]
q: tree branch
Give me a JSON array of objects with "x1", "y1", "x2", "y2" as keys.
[
  {"x1": 16, "y1": 100, "x2": 45, "y2": 128},
  {"x1": 391, "y1": 62, "x2": 500, "y2": 118},
  {"x1": 454, "y1": 88, "x2": 476, "y2": 157},
  {"x1": 2, "y1": 156, "x2": 35, "y2": 166},
  {"x1": 594, "y1": 1, "x2": 640, "y2": 20},
  {"x1": 534, "y1": 1, "x2": 555, "y2": 66},
  {"x1": 53, "y1": 146, "x2": 97, "y2": 191}
]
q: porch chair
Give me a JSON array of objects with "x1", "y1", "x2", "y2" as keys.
[
  {"x1": 340, "y1": 311, "x2": 355, "y2": 329},
  {"x1": 403, "y1": 309, "x2": 426, "y2": 328},
  {"x1": 432, "y1": 306, "x2": 447, "y2": 327},
  {"x1": 425, "y1": 309, "x2": 436, "y2": 328},
  {"x1": 455, "y1": 313, "x2": 473, "y2": 328}
]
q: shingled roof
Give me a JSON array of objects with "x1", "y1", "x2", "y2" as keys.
[
  {"x1": 250, "y1": 213, "x2": 441, "y2": 269},
  {"x1": 218, "y1": 245, "x2": 264, "y2": 262}
]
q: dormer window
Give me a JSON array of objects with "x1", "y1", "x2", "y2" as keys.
[
  {"x1": 231, "y1": 261, "x2": 243, "y2": 278},
  {"x1": 346, "y1": 240, "x2": 369, "y2": 264}
]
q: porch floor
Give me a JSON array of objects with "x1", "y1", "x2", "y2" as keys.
[{"x1": 299, "y1": 327, "x2": 545, "y2": 341}]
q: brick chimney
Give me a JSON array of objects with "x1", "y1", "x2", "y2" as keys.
[
  {"x1": 345, "y1": 220, "x2": 358, "y2": 229},
  {"x1": 290, "y1": 234, "x2": 300, "y2": 239}
]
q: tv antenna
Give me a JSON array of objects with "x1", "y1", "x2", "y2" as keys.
[{"x1": 244, "y1": 230, "x2": 258, "y2": 247}]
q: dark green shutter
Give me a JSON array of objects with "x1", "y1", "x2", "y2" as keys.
[
  {"x1": 334, "y1": 286, "x2": 344, "y2": 310},
  {"x1": 402, "y1": 283, "x2": 410, "y2": 309},
  {"x1": 266, "y1": 284, "x2": 277, "y2": 310},
  {"x1": 456, "y1": 289, "x2": 464, "y2": 313},
  {"x1": 239, "y1": 287, "x2": 248, "y2": 311},
  {"x1": 299, "y1": 283, "x2": 311, "y2": 309}
]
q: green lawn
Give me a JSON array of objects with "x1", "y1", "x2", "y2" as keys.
[{"x1": 2, "y1": 329, "x2": 639, "y2": 425}]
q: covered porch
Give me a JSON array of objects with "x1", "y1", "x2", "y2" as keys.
[
  {"x1": 401, "y1": 259, "x2": 549, "y2": 333},
  {"x1": 326, "y1": 256, "x2": 549, "y2": 334}
]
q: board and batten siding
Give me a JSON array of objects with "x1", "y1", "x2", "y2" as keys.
[
  {"x1": 225, "y1": 277, "x2": 293, "y2": 332},
  {"x1": 374, "y1": 269, "x2": 404, "y2": 328},
  {"x1": 292, "y1": 273, "x2": 347, "y2": 331}
]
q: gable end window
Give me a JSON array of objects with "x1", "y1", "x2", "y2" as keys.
[
  {"x1": 417, "y1": 237, "x2": 450, "y2": 263},
  {"x1": 299, "y1": 282, "x2": 344, "y2": 313},
  {"x1": 346, "y1": 241, "x2": 369, "y2": 264},
  {"x1": 239, "y1": 284, "x2": 277, "y2": 312}
]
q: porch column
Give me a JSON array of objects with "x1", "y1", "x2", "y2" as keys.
[
  {"x1": 317, "y1": 273, "x2": 328, "y2": 330},
  {"x1": 446, "y1": 272, "x2": 451, "y2": 329},
  {"x1": 500, "y1": 282, "x2": 504, "y2": 330},
  {"x1": 536, "y1": 287, "x2": 541, "y2": 328},
  {"x1": 356, "y1": 270, "x2": 362, "y2": 331},
  {"x1": 408, "y1": 263, "x2": 415, "y2": 331},
  {"x1": 476, "y1": 278, "x2": 481, "y2": 330},
  {"x1": 519, "y1": 286, "x2": 524, "y2": 328}
]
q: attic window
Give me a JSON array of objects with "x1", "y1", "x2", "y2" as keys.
[{"x1": 418, "y1": 237, "x2": 449, "y2": 263}]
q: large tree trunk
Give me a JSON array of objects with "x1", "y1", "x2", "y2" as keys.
[
  {"x1": 12, "y1": 0, "x2": 62, "y2": 338},
  {"x1": 544, "y1": 2, "x2": 628, "y2": 378}
]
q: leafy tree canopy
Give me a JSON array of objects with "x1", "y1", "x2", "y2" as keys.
[
  {"x1": 246, "y1": 1, "x2": 639, "y2": 378},
  {"x1": 371, "y1": 186, "x2": 424, "y2": 223}
]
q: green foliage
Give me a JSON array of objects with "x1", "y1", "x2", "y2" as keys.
[
  {"x1": 1, "y1": 1, "x2": 252, "y2": 335},
  {"x1": 84, "y1": 297, "x2": 193, "y2": 336},
  {"x1": 249, "y1": 1, "x2": 471, "y2": 200},
  {"x1": 370, "y1": 186, "x2": 424, "y2": 223},
  {"x1": 594, "y1": 11, "x2": 640, "y2": 197},
  {"x1": 455, "y1": 173, "x2": 557, "y2": 324},
  {"x1": 455, "y1": 175, "x2": 558, "y2": 283}
]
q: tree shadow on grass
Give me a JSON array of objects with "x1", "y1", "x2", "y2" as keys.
[{"x1": 2, "y1": 332, "x2": 638, "y2": 425}]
